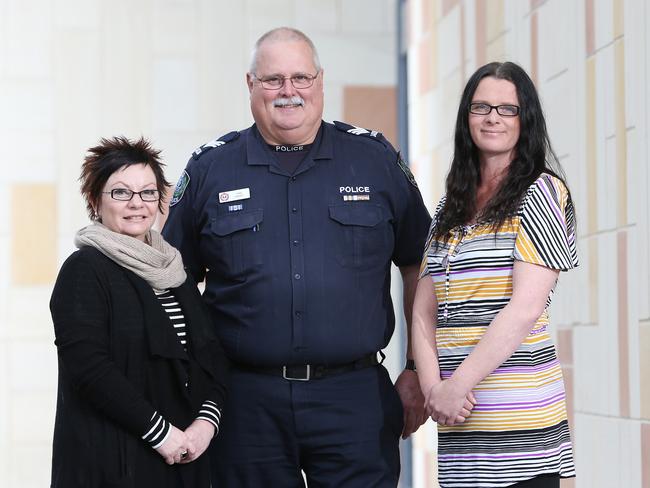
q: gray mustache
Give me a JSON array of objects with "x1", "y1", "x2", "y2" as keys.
[{"x1": 273, "y1": 97, "x2": 305, "y2": 107}]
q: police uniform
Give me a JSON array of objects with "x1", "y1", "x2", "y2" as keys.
[{"x1": 163, "y1": 121, "x2": 431, "y2": 487}]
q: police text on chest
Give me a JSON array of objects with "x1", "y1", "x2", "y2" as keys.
[{"x1": 339, "y1": 186, "x2": 370, "y2": 193}]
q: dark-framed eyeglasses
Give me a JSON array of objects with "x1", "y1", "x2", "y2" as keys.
[
  {"x1": 252, "y1": 72, "x2": 320, "y2": 90},
  {"x1": 469, "y1": 102, "x2": 520, "y2": 117},
  {"x1": 102, "y1": 188, "x2": 161, "y2": 202}
]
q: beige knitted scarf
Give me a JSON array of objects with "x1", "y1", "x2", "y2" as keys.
[{"x1": 74, "y1": 222, "x2": 187, "y2": 291}]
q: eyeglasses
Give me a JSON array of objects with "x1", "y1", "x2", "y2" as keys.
[
  {"x1": 252, "y1": 72, "x2": 320, "y2": 90},
  {"x1": 102, "y1": 188, "x2": 160, "y2": 202},
  {"x1": 469, "y1": 102, "x2": 520, "y2": 117}
]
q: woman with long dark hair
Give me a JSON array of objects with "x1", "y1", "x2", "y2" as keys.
[{"x1": 413, "y1": 62, "x2": 578, "y2": 487}]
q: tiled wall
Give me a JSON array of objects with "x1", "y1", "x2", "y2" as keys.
[
  {"x1": 405, "y1": 1, "x2": 650, "y2": 487},
  {"x1": 0, "y1": 1, "x2": 399, "y2": 486}
]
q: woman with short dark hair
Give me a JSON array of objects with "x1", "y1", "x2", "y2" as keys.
[
  {"x1": 413, "y1": 62, "x2": 578, "y2": 488},
  {"x1": 50, "y1": 136, "x2": 228, "y2": 487}
]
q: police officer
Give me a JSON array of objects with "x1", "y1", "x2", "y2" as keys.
[{"x1": 163, "y1": 27, "x2": 431, "y2": 487}]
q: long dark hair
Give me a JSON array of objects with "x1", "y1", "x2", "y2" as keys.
[{"x1": 432, "y1": 61, "x2": 571, "y2": 242}]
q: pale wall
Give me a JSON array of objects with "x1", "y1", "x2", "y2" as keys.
[{"x1": 406, "y1": 1, "x2": 650, "y2": 487}]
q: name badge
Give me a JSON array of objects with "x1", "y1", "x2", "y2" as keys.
[{"x1": 218, "y1": 188, "x2": 250, "y2": 203}]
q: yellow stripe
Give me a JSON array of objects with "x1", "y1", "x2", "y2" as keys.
[
  {"x1": 436, "y1": 330, "x2": 554, "y2": 349},
  {"x1": 440, "y1": 409, "x2": 568, "y2": 432}
]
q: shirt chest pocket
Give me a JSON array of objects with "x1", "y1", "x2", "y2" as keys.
[
  {"x1": 328, "y1": 204, "x2": 392, "y2": 268},
  {"x1": 207, "y1": 209, "x2": 264, "y2": 278}
]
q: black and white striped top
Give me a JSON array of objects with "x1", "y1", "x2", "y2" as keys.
[{"x1": 141, "y1": 289, "x2": 222, "y2": 449}]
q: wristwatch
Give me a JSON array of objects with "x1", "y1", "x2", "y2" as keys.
[{"x1": 405, "y1": 359, "x2": 416, "y2": 372}]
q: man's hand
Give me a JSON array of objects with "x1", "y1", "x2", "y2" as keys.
[
  {"x1": 394, "y1": 369, "x2": 426, "y2": 439},
  {"x1": 179, "y1": 419, "x2": 216, "y2": 463}
]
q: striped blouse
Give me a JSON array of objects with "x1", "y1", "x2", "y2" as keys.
[
  {"x1": 141, "y1": 290, "x2": 222, "y2": 449},
  {"x1": 420, "y1": 174, "x2": 578, "y2": 487}
]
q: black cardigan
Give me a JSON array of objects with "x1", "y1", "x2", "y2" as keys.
[{"x1": 50, "y1": 247, "x2": 229, "y2": 488}]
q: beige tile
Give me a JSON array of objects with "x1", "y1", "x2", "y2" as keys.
[
  {"x1": 557, "y1": 329, "x2": 573, "y2": 365},
  {"x1": 485, "y1": 0, "x2": 504, "y2": 43},
  {"x1": 475, "y1": 0, "x2": 487, "y2": 66},
  {"x1": 586, "y1": 0, "x2": 595, "y2": 55},
  {"x1": 11, "y1": 184, "x2": 57, "y2": 285},
  {"x1": 640, "y1": 321, "x2": 650, "y2": 420},
  {"x1": 343, "y1": 86, "x2": 397, "y2": 147},
  {"x1": 418, "y1": 33, "x2": 437, "y2": 94},
  {"x1": 613, "y1": 0, "x2": 624, "y2": 38},
  {"x1": 426, "y1": 452, "x2": 438, "y2": 487},
  {"x1": 614, "y1": 39, "x2": 627, "y2": 226},
  {"x1": 442, "y1": 0, "x2": 460, "y2": 17},
  {"x1": 420, "y1": 0, "x2": 437, "y2": 35},
  {"x1": 618, "y1": 231, "x2": 630, "y2": 417},
  {"x1": 560, "y1": 476, "x2": 575, "y2": 488},
  {"x1": 642, "y1": 423, "x2": 650, "y2": 488},
  {"x1": 404, "y1": 0, "x2": 414, "y2": 46}
]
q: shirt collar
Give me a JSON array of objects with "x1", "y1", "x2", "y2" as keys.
[{"x1": 246, "y1": 122, "x2": 333, "y2": 170}]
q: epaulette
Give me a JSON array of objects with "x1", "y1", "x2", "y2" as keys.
[
  {"x1": 191, "y1": 131, "x2": 240, "y2": 160},
  {"x1": 333, "y1": 121, "x2": 384, "y2": 141},
  {"x1": 334, "y1": 122, "x2": 417, "y2": 188}
]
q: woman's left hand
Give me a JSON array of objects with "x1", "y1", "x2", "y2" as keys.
[
  {"x1": 425, "y1": 379, "x2": 476, "y2": 426},
  {"x1": 179, "y1": 419, "x2": 216, "y2": 463}
]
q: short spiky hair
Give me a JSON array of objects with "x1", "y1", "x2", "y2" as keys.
[{"x1": 79, "y1": 136, "x2": 170, "y2": 220}]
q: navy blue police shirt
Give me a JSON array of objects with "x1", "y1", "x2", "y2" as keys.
[{"x1": 162, "y1": 121, "x2": 431, "y2": 367}]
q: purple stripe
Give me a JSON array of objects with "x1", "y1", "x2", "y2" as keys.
[
  {"x1": 440, "y1": 360, "x2": 560, "y2": 379},
  {"x1": 491, "y1": 359, "x2": 561, "y2": 375},
  {"x1": 439, "y1": 442, "x2": 572, "y2": 461},
  {"x1": 472, "y1": 392, "x2": 566, "y2": 411}
]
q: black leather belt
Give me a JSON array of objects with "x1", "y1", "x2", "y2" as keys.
[{"x1": 236, "y1": 352, "x2": 383, "y2": 381}]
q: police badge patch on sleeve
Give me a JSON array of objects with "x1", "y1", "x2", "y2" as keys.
[
  {"x1": 396, "y1": 152, "x2": 418, "y2": 188},
  {"x1": 169, "y1": 170, "x2": 190, "y2": 207}
]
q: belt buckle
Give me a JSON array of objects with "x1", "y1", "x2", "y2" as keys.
[{"x1": 282, "y1": 364, "x2": 311, "y2": 381}]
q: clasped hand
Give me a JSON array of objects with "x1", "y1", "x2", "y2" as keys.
[
  {"x1": 425, "y1": 379, "x2": 477, "y2": 426},
  {"x1": 155, "y1": 420, "x2": 216, "y2": 465}
]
